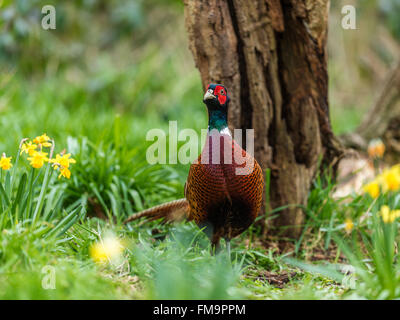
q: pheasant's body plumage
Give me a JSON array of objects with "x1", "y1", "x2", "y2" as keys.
[
  {"x1": 185, "y1": 130, "x2": 263, "y2": 246},
  {"x1": 124, "y1": 83, "x2": 264, "y2": 249}
]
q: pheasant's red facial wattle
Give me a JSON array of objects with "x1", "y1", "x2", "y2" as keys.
[
  {"x1": 214, "y1": 85, "x2": 227, "y2": 105},
  {"x1": 204, "y1": 83, "x2": 229, "y2": 107}
]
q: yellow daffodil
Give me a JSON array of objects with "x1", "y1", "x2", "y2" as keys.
[
  {"x1": 368, "y1": 139, "x2": 385, "y2": 158},
  {"x1": 344, "y1": 218, "x2": 354, "y2": 232},
  {"x1": 27, "y1": 151, "x2": 49, "y2": 169},
  {"x1": 20, "y1": 141, "x2": 37, "y2": 156},
  {"x1": 363, "y1": 164, "x2": 400, "y2": 197},
  {"x1": 50, "y1": 153, "x2": 76, "y2": 169},
  {"x1": 89, "y1": 236, "x2": 125, "y2": 264},
  {"x1": 58, "y1": 167, "x2": 71, "y2": 179},
  {"x1": 380, "y1": 166, "x2": 400, "y2": 192},
  {"x1": 379, "y1": 205, "x2": 400, "y2": 224},
  {"x1": 33, "y1": 133, "x2": 52, "y2": 148},
  {"x1": 50, "y1": 153, "x2": 76, "y2": 179},
  {"x1": 363, "y1": 181, "x2": 380, "y2": 198},
  {"x1": 0, "y1": 154, "x2": 12, "y2": 170}
]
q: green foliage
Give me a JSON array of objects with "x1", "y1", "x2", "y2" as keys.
[
  {"x1": 0, "y1": 143, "x2": 86, "y2": 240},
  {"x1": 379, "y1": 0, "x2": 400, "y2": 39},
  {"x1": 301, "y1": 174, "x2": 370, "y2": 251},
  {"x1": 129, "y1": 223, "x2": 243, "y2": 299},
  {"x1": 0, "y1": 217, "x2": 134, "y2": 299},
  {"x1": 287, "y1": 170, "x2": 400, "y2": 300},
  {"x1": 333, "y1": 199, "x2": 400, "y2": 299},
  {"x1": 0, "y1": 264, "x2": 128, "y2": 299},
  {"x1": 0, "y1": 0, "x2": 186, "y2": 74},
  {"x1": 64, "y1": 135, "x2": 183, "y2": 223}
]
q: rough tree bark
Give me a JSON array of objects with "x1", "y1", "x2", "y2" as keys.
[{"x1": 183, "y1": 0, "x2": 344, "y2": 239}]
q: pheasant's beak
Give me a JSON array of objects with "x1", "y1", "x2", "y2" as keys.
[{"x1": 203, "y1": 89, "x2": 216, "y2": 102}]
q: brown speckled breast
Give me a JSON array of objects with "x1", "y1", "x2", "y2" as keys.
[{"x1": 185, "y1": 130, "x2": 264, "y2": 245}]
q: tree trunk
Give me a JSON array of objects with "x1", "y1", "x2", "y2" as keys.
[
  {"x1": 183, "y1": 0, "x2": 343, "y2": 239},
  {"x1": 340, "y1": 61, "x2": 400, "y2": 164}
]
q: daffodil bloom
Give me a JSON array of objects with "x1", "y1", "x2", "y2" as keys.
[
  {"x1": 0, "y1": 154, "x2": 12, "y2": 170},
  {"x1": 33, "y1": 134, "x2": 52, "y2": 148},
  {"x1": 58, "y1": 167, "x2": 71, "y2": 179},
  {"x1": 27, "y1": 151, "x2": 49, "y2": 169},
  {"x1": 368, "y1": 139, "x2": 385, "y2": 158},
  {"x1": 20, "y1": 141, "x2": 37, "y2": 156},
  {"x1": 363, "y1": 164, "x2": 400, "y2": 196},
  {"x1": 379, "y1": 205, "x2": 400, "y2": 224},
  {"x1": 363, "y1": 181, "x2": 380, "y2": 198},
  {"x1": 89, "y1": 236, "x2": 125, "y2": 264},
  {"x1": 381, "y1": 168, "x2": 400, "y2": 192},
  {"x1": 50, "y1": 153, "x2": 76, "y2": 179},
  {"x1": 50, "y1": 153, "x2": 76, "y2": 169},
  {"x1": 344, "y1": 218, "x2": 354, "y2": 232}
]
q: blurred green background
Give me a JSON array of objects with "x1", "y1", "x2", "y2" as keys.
[{"x1": 0, "y1": 0, "x2": 399, "y2": 147}]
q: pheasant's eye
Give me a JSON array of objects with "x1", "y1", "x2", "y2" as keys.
[{"x1": 220, "y1": 89, "x2": 225, "y2": 95}]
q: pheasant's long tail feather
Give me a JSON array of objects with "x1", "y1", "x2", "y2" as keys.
[{"x1": 123, "y1": 198, "x2": 190, "y2": 225}]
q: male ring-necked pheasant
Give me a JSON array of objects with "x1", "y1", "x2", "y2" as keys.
[{"x1": 124, "y1": 84, "x2": 264, "y2": 252}]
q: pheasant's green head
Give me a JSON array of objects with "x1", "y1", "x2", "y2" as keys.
[
  {"x1": 203, "y1": 83, "x2": 230, "y2": 110},
  {"x1": 203, "y1": 84, "x2": 230, "y2": 132}
]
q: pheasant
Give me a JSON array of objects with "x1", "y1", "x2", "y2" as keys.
[{"x1": 124, "y1": 84, "x2": 264, "y2": 252}]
